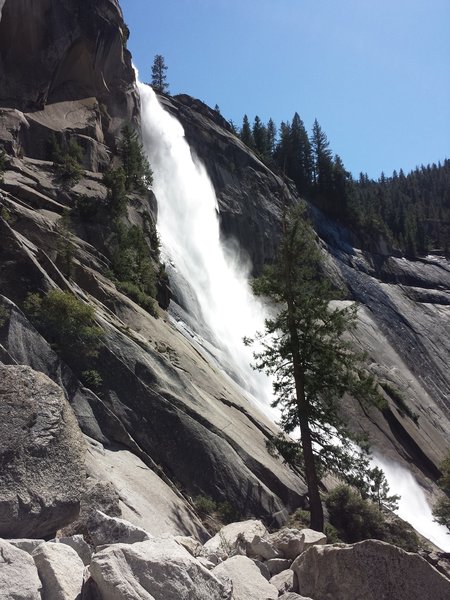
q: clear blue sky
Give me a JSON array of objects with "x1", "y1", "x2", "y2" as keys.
[{"x1": 120, "y1": 0, "x2": 449, "y2": 179}]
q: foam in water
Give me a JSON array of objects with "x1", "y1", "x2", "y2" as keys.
[
  {"x1": 137, "y1": 81, "x2": 276, "y2": 419},
  {"x1": 136, "y1": 79, "x2": 449, "y2": 550},
  {"x1": 373, "y1": 453, "x2": 450, "y2": 551}
]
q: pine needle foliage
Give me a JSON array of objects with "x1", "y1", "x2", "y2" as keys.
[{"x1": 245, "y1": 202, "x2": 383, "y2": 531}]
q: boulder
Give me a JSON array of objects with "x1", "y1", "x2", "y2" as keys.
[
  {"x1": 202, "y1": 519, "x2": 270, "y2": 560},
  {"x1": 300, "y1": 528, "x2": 327, "y2": 550},
  {"x1": 213, "y1": 555, "x2": 278, "y2": 600},
  {"x1": 32, "y1": 542, "x2": 84, "y2": 600},
  {"x1": 252, "y1": 558, "x2": 271, "y2": 580},
  {"x1": 174, "y1": 535, "x2": 203, "y2": 557},
  {"x1": 87, "y1": 510, "x2": 151, "y2": 548},
  {"x1": 268, "y1": 528, "x2": 305, "y2": 559},
  {"x1": 53, "y1": 535, "x2": 92, "y2": 566},
  {"x1": 270, "y1": 569, "x2": 298, "y2": 595},
  {"x1": 0, "y1": 365, "x2": 85, "y2": 538},
  {"x1": 294, "y1": 539, "x2": 450, "y2": 600},
  {"x1": 90, "y1": 537, "x2": 231, "y2": 600},
  {"x1": 266, "y1": 557, "x2": 292, "y2": 576},
  {"x1": 0, "y1": 539, "x2": 42, "y2": 600},
  {"x1": 7, "y1": 539, "x2": 45, "y2": 555}
]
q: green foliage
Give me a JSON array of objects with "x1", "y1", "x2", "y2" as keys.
[
  {"x1": 50, "y1": 135, "x2": 84, "y2": 186},
  {"x1": 193, "y1": 496, "x2": 239, "y2": 525},
  {"x1": 107, "y1": 221, "x2": 158, "y2": 316},
  {"x1": 287, "y1": 509, "x2": 311, "y2": 529},
  {"x1": 151, "y1": 54, "x2": 169, "y2": 93},
  {"x1": 433, "y1": 450, "x2": 450, "y2": 531},
  {"x1": 119, "y1": 125, "x2": 153, "y2": 193},
  {"x1": 246, "y1": 203, "x2": 383, "y2": 530},
  {"x1": 380, "y1": 382, "x2": 419, "y2": 423},
  {"x1": 75, "y1": 195, "x2": 100, "y2": 222},
  {"x1": 81, "y1": 369, "x2": 103, "y2": 392},
  {"x1": 194, "y1": 495, "x2": 218, "y2": 516},
  {"x1": 23, "y1": 290, "x2": 103, "y2": 367},
  {"x1": 57, "y1": 209, "x2": 75, "y2": 277},
  {"x1": 122, "y1": 23, "x2": 130, "y2": 49},
  {"x1": 103, "y1": 167, "x2": 127, "y2": 217},
  {"x1": 326, "y1": 485, "x2": 419, "y2": 551}
]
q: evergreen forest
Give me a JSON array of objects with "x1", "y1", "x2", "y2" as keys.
[{"x1": 236, "y1": 113, "x2": 450, "y2": 257}]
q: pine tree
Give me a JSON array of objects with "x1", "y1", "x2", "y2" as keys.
[
  {"x1": 266, "y1": 118, "x2": 277, "y2": 157},
  {"x1": 289, "y1": 113, "x2": 312, "y2": 196},
  {"x1": 151, "y1": 54, "x2": 169, "y2": 93},
  {"x1": 240, "y1": 115, "x2": 255, "y2": 149},
  {"x1": 246, "y1": 203, "x2": 380, "y2": 532},
  {"x1": 253, "y1": 116, "x2": 268, "y2": 158}
]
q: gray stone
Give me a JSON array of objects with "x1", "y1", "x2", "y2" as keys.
[
  {"x1": 300, "y1": 528, "x2": 327, "y2": 550},
  {"x1": 266, "y1": 557, "x2": 292, "y2": 576},
  {"x1": 294, "y1": 539, "x2": 450, "y2": 600},
  {"x1": 252, "y1": 558, "x2": 271, "y2": 580},
  {"x1": 279, "y1": 595, "x2": 313, "y2": 600},
  {"x1": 88, "y1": 510, "x2": 151, "y2": 548},
  {"x1": 268, "y1": 528, "x2": 305, "y2": 559},
  {"x1": 32, "y1": 542, "x2": 84, "y2": 600},
  {"x1": 0, "y1": 539, "x2": 42, "y2": 600},
  {"x1": 174, "y1": 535, "x2": 203, "y2": 557},
  {"x1": 270, "y1": 569, "x2": 298, "y2": 595},
  {"x1": 213, "y1": 555, "x2": 278, "y2": 600},
  {"x1": 0, "y1": 365, "x2": 86, "y2": 538},
  {"x1": 90, "y1": 537, "x2": 231, "y2": 600},
  {"x1": 202, "y1": 519, "x2": 269, "y2": 560},
  {"x1": 7, "y1": 539, "x2": 45, "y2": 555},
  {"x1": 53, "y1": 535, "x2": 92, "y2": 566}
]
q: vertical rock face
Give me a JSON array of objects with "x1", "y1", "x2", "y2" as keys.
[
  {"x1": 0, "y1": 365, "x2": 86, "y2": 538},
  {"x1": 0, "y1": 0, "x2": 134, "y2": 115}
]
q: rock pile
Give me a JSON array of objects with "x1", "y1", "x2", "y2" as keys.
[{"x1": 1, "y1": 516, "x2": 449, "y2": 599}]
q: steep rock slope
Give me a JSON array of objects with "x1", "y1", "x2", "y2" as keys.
[
  {"x1": 0, "y1": 0, "x2": 306, "y2": 537},
  {"x1": 164, "y1": 93, "x2": 450, "y2": 498}
]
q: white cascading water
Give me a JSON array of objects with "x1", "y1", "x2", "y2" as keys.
[
  {"x1": 138, "y1": 81, "x2": 276, "y2": 420},
  {"x1": 373, "y1": 454, "x2": 450, "y2": 551},
  {"x1": 137, "y1": 80, "x2": 449, "y2": 551}
]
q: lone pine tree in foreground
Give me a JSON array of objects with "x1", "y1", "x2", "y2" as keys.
[
  {"x1": 151, "y1": 54, "x2": 169, "y2": 93},
  {"x1": 246, "y1": 203, "x2": 384, "y2": 531}
]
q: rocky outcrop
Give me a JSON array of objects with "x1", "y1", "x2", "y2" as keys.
[
  {"x1": 213, "y1": 555, "x2": 278, "y2": 600},
  {"x1": 0, "y1": 365, "x2": 86, "y2": 538},
  {"x1": 90, "y1": 538, "x2": 231, "y2": 600},
  {"x1": 294, "y1": 539, "x2": 450, "y2": 600},
  {"x1": 32, "y1": 542, "x2": 85, "y2": 600},
  {"x1": 0, "y1": 539, "x2": 42, "y2": 600}
]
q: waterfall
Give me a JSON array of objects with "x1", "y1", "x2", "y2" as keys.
[
  {"x1": 373, "y1": 454, "x2": 450, "y2": 551},
  {"x1": 137, "y1": 80, "x2": 449, "y2": 551},
  {"x1": 137, "y1": 81, "x2": 276, "y2": 420}
]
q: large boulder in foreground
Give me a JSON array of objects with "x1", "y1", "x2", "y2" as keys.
[
  {"x1": 294, "y1": 539, "x2": 450, "y2": 600},
  {"x1": 0, "y1": 539, "x2": 42, "y2": 600},
  {"x1": 90, "y1": 538, "x2": 231, "y2": 600},
  {"x1": 213, "y1": 555, "x2": 278, "y2": 600},
  {"x1": 0, "y1": 365, "x2": 85, "y2": 538}
]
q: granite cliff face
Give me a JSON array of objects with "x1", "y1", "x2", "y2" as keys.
[
  {"x1": 0, "y1": 0, "x2": 449, "y2": 556},
  {"x1": 162, "y1": 93, "x2": 450, "y2": 501},
  {"x1": 0, "y1": 0, "x2": 306, "y2": 539}
]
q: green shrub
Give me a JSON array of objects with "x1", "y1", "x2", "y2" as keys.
[
  {"x1": 324, "y1": 523, "x2": 341, "y2": 543},
  {"x1": 325, "y1": 484, "x2": 419, "y2": 551},
  {"x1": 326, "y1": 485, "x2": 387, "y2": 543},
  {"x1": 380, "y1": 382, "x2": 419, "y2": 423},
  {"x1": 50, "y1": 136, "x2": 84, "y2": 186},
  {"x1": 119, "y1": 124, "x2": 153, "y2": 192},
  {"x1": 103, "y1": 167, "x2": 127, "y2": 216},
  {"x1": 194, "y1": 495, "x2": 217, "y2": 515},
  {"x1": 288, "y1": 508, "x2": 310, "y2": 529},
  {"x1": 81, "y1": 369, "x2": 103, "y2": 391},
  {"x1": 216, "y1": 501, "x2": 240, "y2": 525},
  {"x1": 107, "y1": 222, "x2": 159, "y2": 315},
  {"x1": 23, "y1": 290, "x2": 103, "y2": 367},
  {"x1": 76, "y1": 195, "x2": 100, "y2": 222}
]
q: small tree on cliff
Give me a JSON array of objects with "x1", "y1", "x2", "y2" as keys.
[
  {"x1": 245, "y1": 203, "x2": 381, "y2": 532},
  {"x1": 151, "y1": 54, "x2": 169, "y2": 94}
]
